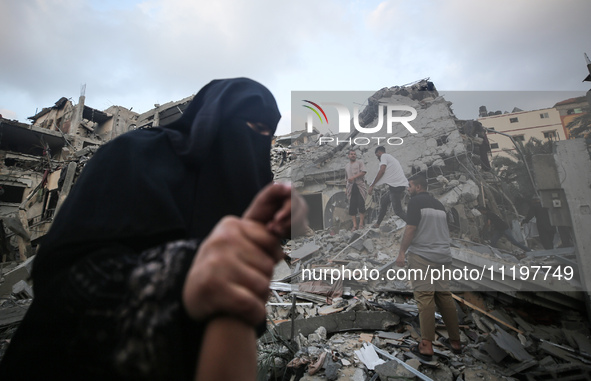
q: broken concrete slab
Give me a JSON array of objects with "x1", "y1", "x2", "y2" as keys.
[
  {"x1": 11, "y1": 279, "x2": 33, "y2": 299},
  {"x1": 538, "y1": 341, "x2": 588, "y2": 365},
  {"x1": 502, "y1": 359, "x2": 537, "y2": 377},
  {"x1": 0, "y1": 256, "x2": 34, "y2": 297},
  {"x1": 523, "y1": 363, "x2": 591, "y2": 380},
  {"x1": 362, "y1": 239, "x2": 374, "y2": 253},
  {"x1": 374, "y1": 360, "x2": 416, "y2": 380},
  {"x1": 481, "y1": 338, "x2": 508, "y2": 363},
  {"x1": 0, "y1": 303, "x2": 30, "y2": 328},
  {"x1": 512, "y1": 315, "x2": 534, "y2": 333},
  {"x1": 371, "y1": 344, "x2": 435, "y2": 381},
  {"x1": 291, "y1": 242, "x2": 321, "y2": 261},
  {"x1": 376, "y1": 331, "x2": 409, "y2": 340},
  {"x1": 420, "y1": 364, "x2": 454, "y2": 381},
  {"x1": 264, "y1": 311, "x2": 400, "y2": 342},
  {"x1": 318, "y1": 305, "x2": 345, "y2": 316},
  {"x1": 463, "y1": 368, "x2": 505, "y2": 381},
  {"x1": 272, "y1": 259, "x2": 292, "y2": 281},
  {"x1": 489, "y1": 325, "x2": 534, "y2": 362}
]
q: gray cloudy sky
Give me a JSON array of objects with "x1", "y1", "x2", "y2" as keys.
[{"x1": 1, "y1": 0, "x2": 590, "y2": 135}]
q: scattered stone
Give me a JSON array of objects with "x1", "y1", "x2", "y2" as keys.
[
  {"x1": 324, "y1": 358, "x2": 342, "y2": 381},
  {"x1": 405, "y1": 358, "x2": 421, "y2": 370},
  {"x1": 351, "y1": 367, "x2": 367, "y2": 381},
  {"x1": 363, "y1": 239, "x2": 375, "y2": 252},
  {"x1": 375, "y1": 360, "x2": 416, "y2": 380},
  {"x1": 315, "y1": 326, "x2": 327, "y2": 341}
]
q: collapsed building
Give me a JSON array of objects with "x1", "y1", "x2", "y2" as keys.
[
  {"x1": 0, "y1": 91, "x2": 196, "y2": 265},
  {"x1": 1, "y1": 80, "x2": 591, "y2": 380},
  {"x1": 0, "y1": 92, "x2": 138, "y2": 264},
  {"x1": 264, "y1": 80, "x2": 591, "y2": 380}
]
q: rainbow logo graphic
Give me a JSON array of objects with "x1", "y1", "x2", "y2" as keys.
[{"x1": 302, "y1": 100, "x2": 328, "y2": 124}]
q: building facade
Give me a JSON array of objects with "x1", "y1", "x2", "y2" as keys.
[{"x1": 478, "y1": 107, "x2": 567, "y2": 158}]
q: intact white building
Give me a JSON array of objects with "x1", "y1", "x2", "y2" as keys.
[{"x1": 478, "y1": 107, "x2": 566, "y2": 158}]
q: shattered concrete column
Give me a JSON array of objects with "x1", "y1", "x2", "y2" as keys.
[
  {"x1": 16, "y1": 209, "x2": 32, "y2": 261},
  {"x1": 55, "y1": 161, "x2": 77, "y2": 215},
  {"x1": 153, "y1": 104, "x2": 160, "y2": 128},
  {"x1": 2, "y1": 215, "x2": 33, "y2": 261},
  {"x1": 70, "y1": 94, "x2": 86, "y2": 151}
]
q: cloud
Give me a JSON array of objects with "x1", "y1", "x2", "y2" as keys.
[
  {"x1": 0, "y1": 0, "x2": 349, "y2": 121},
  {"x1": 365, "y1": 0, "x2": 591, "y2": 90},
  {"x1": 1, "y1": 0, "x2": 589, "y2": 135}
]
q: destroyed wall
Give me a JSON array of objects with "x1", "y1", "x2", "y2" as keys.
[
  {"x1": 29, "y1": 97, "x2": 74, "y2": 135},
  {"x1": 95, "y1": 105, "x2": 139, "y2": 141},
  {"x1": 0, "y1": 94, "x2": 138, "y2": 262},
  {"x1": 0, "y1": 116, "x2": 70, "y2": 261},
  {"x1": 134, "y1": 95, "x2": 193, "y2": 130},
  {"x1": 276, "y1": 80, "x2": 484, "y2": 239}
]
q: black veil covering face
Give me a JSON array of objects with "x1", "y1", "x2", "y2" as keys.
[{"x1": 31, "y1": 77, "x2": 281, "y2": 289}]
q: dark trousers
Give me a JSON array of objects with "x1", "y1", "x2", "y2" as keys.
[
  {"x1": 376, "y1": 185, "x2": 407, "y2": 224},
  {"x1": 348, "y1": 183, "x2": 366, "y2": 216}
]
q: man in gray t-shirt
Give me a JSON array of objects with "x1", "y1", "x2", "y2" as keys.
[{"x1": 396, "y1": 174, "x2": 462, "y2": 360}]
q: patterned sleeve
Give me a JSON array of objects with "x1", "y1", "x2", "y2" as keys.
[{"x1": 65, "y1": 239, "x2": 203, "y2": 379}]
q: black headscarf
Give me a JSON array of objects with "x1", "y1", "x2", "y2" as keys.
[{"x1": 32, "y1": 78, "x2": 281, "y2": 287}]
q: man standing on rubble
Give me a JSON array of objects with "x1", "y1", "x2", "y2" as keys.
[
  {"x1": 368, "y1": 146, "x2": 408, "y2": 227},
  {"x1": 396, "y1": 174, "x2": 462, "y2": 360},
  {"x1": 345, "y1": 150, "x2": 368, "y2": 230}
]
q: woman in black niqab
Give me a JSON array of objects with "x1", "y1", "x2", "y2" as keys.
[{"x1": 0, "y1": 78, "x2": 282, "y2": 380}]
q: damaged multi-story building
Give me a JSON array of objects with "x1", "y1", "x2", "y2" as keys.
[
  {"x1": 0, "y1": 88, "x2": 198, "y2": 266},
  {"x1": 0, "y1": 90, "x2": 140, "y2": 263}
]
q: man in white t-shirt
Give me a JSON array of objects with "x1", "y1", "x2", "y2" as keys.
[{"x1": 368, "y1": 146, "x2": 408, "y2": 227}]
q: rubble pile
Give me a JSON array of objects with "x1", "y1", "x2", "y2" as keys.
[
  {"x1": 274, "y1": 79, "x2": 514, "y2": 245},
  {"x1": 271, "y1": 144, "x2": 295, "y2": 175},
  {"x1": 258, "y1": 220, "x2": 591, "y2": 380},
  {"x1": 264, "y1": 80, "x2": 586, "y2": 379}
]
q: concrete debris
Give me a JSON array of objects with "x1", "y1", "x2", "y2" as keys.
[
  {"x1": 264, "y1": 311, "x2": 400, "y2": 342},
  {"x1": 0, "y1": 256, "x2": 34, "y2": 297},
  {"x1": 0, "y1": 299, "x2": 31, "y2": 360},
  {"x1": 271, "y1": 259, "x2": 292, "y2": 282},
  {"x1": 290, "y1": 242, "x2": 321, "y2": 261},
  {"x1": 355, "y1": 343, "x2": 385, "y2": 370},
  {"x1": 11, "y1": 280, "x2": 33, "y2": 299},
  {"x1": 259, "y1": 214, "x2": 590, "y2": 380},
  {"x1": 489, "y1": 324, "x2": 534, "y2": 362},
  {"x1": 372, "y1": 344, "x2": 435, "y2": 381}
]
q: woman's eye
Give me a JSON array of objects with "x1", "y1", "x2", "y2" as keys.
[{"x1": 246, "y1": 122, "x2": 271, "y2": 136}]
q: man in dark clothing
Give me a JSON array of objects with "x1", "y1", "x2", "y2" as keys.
[
  {"x1": 478, "y1": 207, "x2": 531, "y2": 252},
  {"x1": 522, "y1": 197, "x2": 555, "y2": 250}
]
